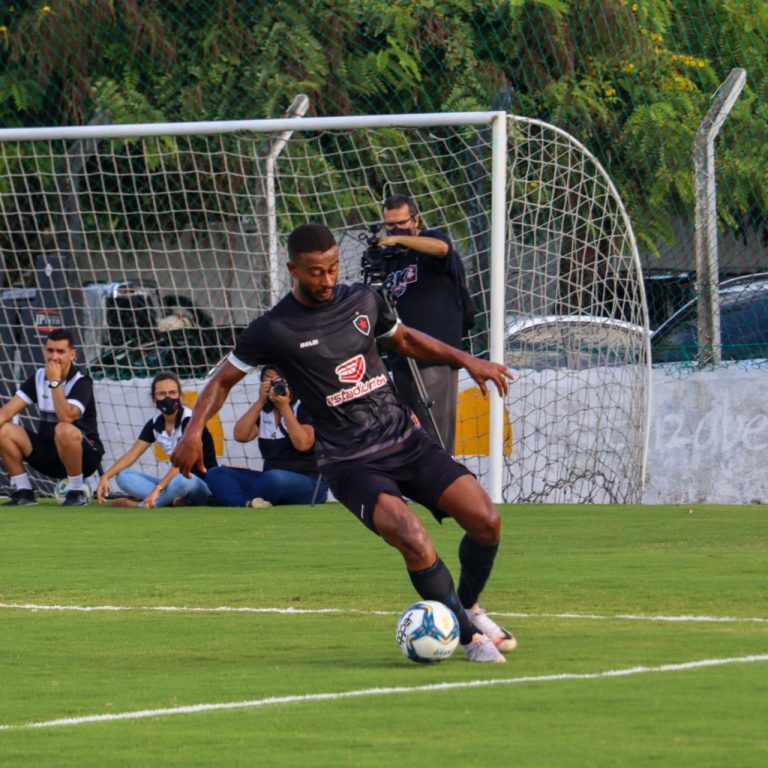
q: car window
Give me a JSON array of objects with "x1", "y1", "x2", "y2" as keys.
[
  {"x1": 720, "y1": 296, "x2": 768, "y2": 359},
  {"x1": 651, "y1": 308, "x2": 698, "y2": 363},
  {"x1": 652, "y1": 290, "x2": 768, "y2": 363},
  {"x1": 507, "y1": 320, "x2": 645, "y2": 370}
]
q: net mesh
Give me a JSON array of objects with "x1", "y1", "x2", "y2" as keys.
[
  {"x1": 503, "y1": 118, "x2": 648, "y2": 502},
  {"x1": 0, "y1": 116, "x2": 648, "y2": 502}
]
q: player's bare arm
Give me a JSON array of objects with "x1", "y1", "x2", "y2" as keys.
[
  {"x1": 376, "y1": 233, "x2": 448, "y2": 258},
  {"x1": 171, "y1": 360, "x2": 245, "y2": 477},
  {"x1": 383, "y1": 324, "x2": 513, "y2": 397}
]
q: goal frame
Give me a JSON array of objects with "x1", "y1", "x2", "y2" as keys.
[
  {"x1": 0, "y1": 110, "x2": 650, "y2": 503},
  {"x1": 0, "y1": 111, "x2": 511, "y2": 500}
]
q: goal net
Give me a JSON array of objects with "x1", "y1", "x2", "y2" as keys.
[
  {"x1": 503, "y1": 117, "x2": 649, "y2": 503},
  {"x1": 0, "y1": 113, "x2": 648, "y2": 503}
]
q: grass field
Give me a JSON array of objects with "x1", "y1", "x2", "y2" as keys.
[{"x1": 1, "y1": 501, "x2": 767, "y2": 766}]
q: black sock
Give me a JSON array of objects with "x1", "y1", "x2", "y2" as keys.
[
  {"x1": 408, "y1": 556, "x2": 476, "y2": 644},
  {"x1": 457, "y1": 535, "x2": 499, "y2": 609}
]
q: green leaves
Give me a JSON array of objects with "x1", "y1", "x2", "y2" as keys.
[{"x1": 0, "y1": 0, "x2": 764, "y2": 263}]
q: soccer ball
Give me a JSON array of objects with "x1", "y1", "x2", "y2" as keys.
[
  {"x1": 53, "y1": 479, "x2": 93, "y2": 503},
  {"x1": 395, "y1": 600, "x2": 460, "y2": 663}
]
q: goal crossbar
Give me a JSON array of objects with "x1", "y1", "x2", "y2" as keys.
[{"x1": 0, "y1": 112, "x2": 507, "y2": 142}]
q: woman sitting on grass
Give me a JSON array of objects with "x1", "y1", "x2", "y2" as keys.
[
  {"x1": 96, "y1": 371, "x2": 216, "y2": 508},
  {"x1": 204, "y1": 364, "x2": 327, "y2": 508}
]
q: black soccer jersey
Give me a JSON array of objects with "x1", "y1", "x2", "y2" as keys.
[
  {"x1": 230, "y1": 282, "x2": 415, "y2": 466},
  {"x1": 16, "y1": 366, "x2": 102, "y2": 445}
]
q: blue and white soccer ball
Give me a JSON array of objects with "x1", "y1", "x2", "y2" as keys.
[
  {"x1": 53, "y1": 479, "x2": 93, "y2": 504},
  {"x1": 395, "y1": 600, "x2": 460, "y2": 663}
]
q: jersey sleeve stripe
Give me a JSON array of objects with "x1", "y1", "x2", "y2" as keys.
[
  {"x1": 66, "y1": 398, "x2": 86, "y2": 415},
  {"x1": 376, "y1": 318, "x2": 401, "y2": 340},
  {"x1": 228, "y1": 352, "x2": 254, "y2": 373}
]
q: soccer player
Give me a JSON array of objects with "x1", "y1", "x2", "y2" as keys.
[{"x1": 172, "y1": 223, "x2": 516, "y2": 662}]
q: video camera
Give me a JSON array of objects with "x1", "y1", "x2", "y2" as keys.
[{"x1": 359, "y1": 223, "x2": 407, "y2": 286}]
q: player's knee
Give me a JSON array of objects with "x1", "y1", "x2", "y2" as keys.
[
  {"x1": 54, "y1": 421, "x2": 79, "y2": 443},
  {"x1": 0, "y1": 422, "x2": 24, "y2": 453},
  {"x1": 470, "y1": 504, "x2": 501, "y2": 546}
]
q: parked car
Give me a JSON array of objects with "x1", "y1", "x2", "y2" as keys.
[
  {"x1": 650, "y1": 273, "x2": 768, "y2": 364},
  {"x1": 505, "y1": 314, "x2": 648, "y2": 370}
]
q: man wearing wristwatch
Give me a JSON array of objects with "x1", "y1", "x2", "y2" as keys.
[{"x1": 0, "y1": 328, "x2": 104, "y2": 506}]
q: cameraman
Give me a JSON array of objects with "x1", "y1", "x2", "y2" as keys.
[
  {"x1": 203, "y1": 365, "x2": 327, "y2": 508},
  {"x1": 376, "y1": 194, "x2": 468, "y2": 454}
]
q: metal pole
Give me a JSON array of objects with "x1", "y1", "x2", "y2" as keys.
[
  {"x1": 488, "y1": 112, "x2": 508, "y2": 504},
  {"x1": 267, "y1": 95, "x2": 310, "y2": 306},
  {"x1": 0, "y1": 111, "x2": 508, "y2": 143},
  {"x1": 693, "y1": 68, "x2": 747, "y2": 367}
]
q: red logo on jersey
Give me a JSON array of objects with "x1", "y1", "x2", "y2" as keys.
[
  {"x1": 353, "y1": 314, "x2": 371, "y2": 336},
  {"x1": 335, "y1": 355, "x2": 366, "y2": 383}
]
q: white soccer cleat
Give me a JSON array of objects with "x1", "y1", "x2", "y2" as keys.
[
  {"x1": 247, "y1": 497, "x2": 273, "y2": 509},
  {"x1": 467, "y1": 604, "x2": 518, "y2": 653},
  {"x1": 462, "y1": 633, "x2": 507, "y2": 663}
]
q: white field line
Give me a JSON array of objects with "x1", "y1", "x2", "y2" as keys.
[
  {"x1": 1, "y1": 653, "x2": 767, "y2": 732},
  {"x1": 0, "y1": 602, "x2": 767, "y2": 624}
]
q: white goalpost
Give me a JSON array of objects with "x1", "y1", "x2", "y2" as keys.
[{"x1": 0, "y1": 111, "x2": 648, "y2": 503}]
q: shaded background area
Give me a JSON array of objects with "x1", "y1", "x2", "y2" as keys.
[{"x1": 0, "y1": 0, "x2": 765, "y2": 326}]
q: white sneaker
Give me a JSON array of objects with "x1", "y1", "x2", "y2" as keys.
[
  {"x1": 467, "y1": 604, "x2": 518, "y2": 653},
  {"x1": 462, "y1": 633, "x2": 507, "y2": 663},
  {"x1": 247, "y1": 498, "x2": 272, "y2": 509}
]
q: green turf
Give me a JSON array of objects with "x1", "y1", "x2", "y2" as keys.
[{"x1": 1, "y1": 502, "x2": 766, "y2": 766}]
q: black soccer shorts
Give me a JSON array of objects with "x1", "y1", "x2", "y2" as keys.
[
  {"x1": 322, "y1": 428, "x2": 472, "y2": 533},
  {"x1": 25, "y1": 428, "x2": 105, "y2": 480}
]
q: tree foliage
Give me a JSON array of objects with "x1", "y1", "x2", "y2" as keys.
[{"x1": 0, "y1": 0, "x2": 765, "y2": 257}]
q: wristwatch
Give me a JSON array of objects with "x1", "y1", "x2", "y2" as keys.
[{"x1": 48, "y1": 380, "x2": 61, "y2": 389}]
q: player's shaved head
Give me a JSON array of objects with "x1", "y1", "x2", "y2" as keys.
[{"x1": 287, "y1": 224, "x2": 336, "y2": 259}]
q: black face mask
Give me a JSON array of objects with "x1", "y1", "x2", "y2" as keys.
[{"x1": 156, "y1": 396, "x2": 181, "y2": 415}]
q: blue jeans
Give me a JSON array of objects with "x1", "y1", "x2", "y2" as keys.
[
  {"x1": 204, "y1": 466, "x2": 327, "y2": 507},
  {"x1": 116, "y1": 469, "x2": 212, "y2": 507}
]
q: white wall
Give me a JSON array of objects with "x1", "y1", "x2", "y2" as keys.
[
  {"x1": 643, "y1": 366, "x2": 768, "y2": 504},
  {"x1": 95, "y1": 365, "x2": 768, "y2": 505}
]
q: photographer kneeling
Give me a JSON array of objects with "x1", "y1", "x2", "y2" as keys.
[{"x1": 204, "y1": 365, "x2": 327, "y2": 508}]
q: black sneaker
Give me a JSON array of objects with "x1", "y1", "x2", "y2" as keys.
[
  {"x1": 2, "y1": 489, "x2": 37, "y2": 506},
  {"x1": 61, "y1": 490, "x2": 88, "y2": 507}
]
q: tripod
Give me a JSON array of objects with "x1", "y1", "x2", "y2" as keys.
[{"x1": 370, "y1": 282, "x2": 446, "y2": 452}]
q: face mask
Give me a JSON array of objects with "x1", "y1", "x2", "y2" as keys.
[{"x1": 156, "y1": 396, "x2": 181, "y2": 415}]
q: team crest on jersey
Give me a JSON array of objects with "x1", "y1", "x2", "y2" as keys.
[
  {"x1": 353, "y1": 314, "x2": 371, "y2": 336},
  {"x1": 335, "y1": 354, "x2": 366, "y2": 383}
]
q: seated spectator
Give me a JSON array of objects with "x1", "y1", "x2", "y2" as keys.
[
  {"x1": 96, "y1": 372, "x2": 216, "y2": 508},
  {"x1": 0, "y1": 328, "x2": 104, "y2": 507},
  {"x1": 204, "y1": 365, "x2": 327, "y2": 508}
]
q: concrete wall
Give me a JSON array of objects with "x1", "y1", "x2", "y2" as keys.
[
  {"x1": 643, "y1": 366, "x2": 768, "y2": 504},
  {"x1": 93, "y1": 365, "x2": 768, "y2": 505}
]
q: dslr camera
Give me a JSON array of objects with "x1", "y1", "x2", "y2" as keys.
[
  {"x1": 270, "y1": 378, "x2": 288, "y2": 397},
  {"x1": 359, "y1": 223, "x2": 407, "y2": 285}
]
